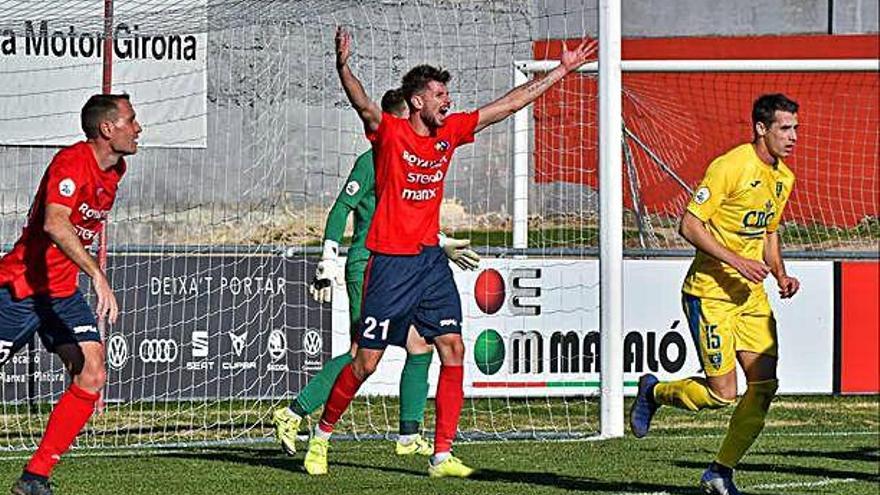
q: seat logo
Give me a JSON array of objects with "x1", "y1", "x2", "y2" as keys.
[
  {"x1": 302, "y1": 329, "x2": 322, "y2": 357},
  {"x1": 139, "y1": 339, "x2": 179, "y2": 363},
  {"x1": 228, "y1": 331, "x2": 247, "y2": 357},
  {"x1": 191, "y1": 331, "x2": 209, "y2": 358},
  {"x1": 267, "y1": 329, "x2": 286, "y2": 361},
  {"x1": 107, "y1": 335, "x2": 129, "y2": 370}
]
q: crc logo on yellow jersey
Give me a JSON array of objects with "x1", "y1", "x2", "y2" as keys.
[{"x1": 742, "y1": 201, "x2": 775, "y2": 229}]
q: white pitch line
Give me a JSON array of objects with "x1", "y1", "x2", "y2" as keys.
[
  {"x1": 456, "y1": 429, "x2": 877, "y2": 446},
  {"x1": 749, "y1": 477, "x2": 858, "y2": 490},
  {"x1": 0, "y1": 449, "x2": 196, "y2": 462}
]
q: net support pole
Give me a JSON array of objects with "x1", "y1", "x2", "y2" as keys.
[
  {"x1": 512, "y1": 66, "x2": 530, "y2": 250},
  {"x1": 599, "y1": 0, "x2": 624, "y2": 439},
  {"x1": 97, "y1": 0, "x2": 113, "y2": 342}
]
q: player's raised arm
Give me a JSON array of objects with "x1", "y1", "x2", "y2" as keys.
[
  {"x1": 473, "y1": 38, "x2": 597, "y2": 134},
  {"x1": 335, "y1": 26, "x2": 382, "y2": 133}
]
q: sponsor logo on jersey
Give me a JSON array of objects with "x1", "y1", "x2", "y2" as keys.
[
  {"x1": 693, "y1": 187, "x2": 710, "y2": 205},
  {"x1": 78, "y1": 202, "x2": 109, "y2": 220},
  {"x1": 401, "y1": 188, "x2": 438, "y2": 201},
  {"x1": 776, "y1": 181, "x2": 784, "y2": 197},
  {"x1": 435, "y1": 140, "x2": 449, "y2": 151},
  {"x1": 401, "y1": 150, "x2": 447, "y2": 169},
  {"x1": 59, "y1": 178, "x2": 76, "y2": 197},
  {"x1": 345, "y1": 180, "x2": 360, "y2": 196},
  {"x1": 750, "y1": 180, "x2": 761, "y2": 187},
  {"x1": 406, "y1": 170, "x2": 444, "y2": 184}
]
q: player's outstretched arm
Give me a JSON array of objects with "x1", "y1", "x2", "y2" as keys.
[
  {"x1": 764, "y1": 231, "x2": 800, "y2": 298},
  {"x1": 679, "y1": 211, "x2": 770, "y2": 284},
  {"x1": 44, "y1": 203, "x2": 119, "y2": 323},
  {"x1": 335, "y1": 26, "x2": 382, "y2": 133},
  {"x1": 473, "y1": 38, "x2": 597, "y2": 134}
]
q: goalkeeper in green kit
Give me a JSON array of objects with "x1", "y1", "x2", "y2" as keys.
[{"x1": 273, "y1": 88, "x2": 479, "y2": 457}]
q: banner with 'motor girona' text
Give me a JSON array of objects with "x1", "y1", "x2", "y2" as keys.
[{"x1": 0, "y1": 1, "x2": 206, "y2": 147}]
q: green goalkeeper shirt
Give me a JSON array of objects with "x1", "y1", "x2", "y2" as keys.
[{"x1": 323, "y1": 150, "x2": 375, "y2": 268}]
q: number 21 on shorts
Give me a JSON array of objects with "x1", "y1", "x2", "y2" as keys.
[{"x1": 363, "y1": 316, "x2": 390, "y2": 341}]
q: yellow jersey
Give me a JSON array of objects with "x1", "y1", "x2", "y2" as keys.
[{"x1": 682, "y1": 143, "x2": 795, "y2": 303}]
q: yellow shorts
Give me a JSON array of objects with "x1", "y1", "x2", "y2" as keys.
[{"x1": 681, "y1": 291, "x2": 777, "y2": 377}]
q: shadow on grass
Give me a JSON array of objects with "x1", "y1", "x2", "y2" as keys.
[
  {"x1": 769, "y1": 446, "x2": 879, "y2": 464},
  {"x1": 162, "y1": 446, "x2": 308, "y2": 474},
  {"x1": 162, "y1": 447, "x2": 704, "y2": 494},
  {"x1": 676, "y1": 455, "x2": 880, "y2": 484},
  {"x1": 469, "y1": 468, "x2": 703, "y2": 494}
]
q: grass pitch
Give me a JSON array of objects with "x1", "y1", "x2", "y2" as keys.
[{"x1": 0, "y1": 395, "x2": 876, "y2": 494}]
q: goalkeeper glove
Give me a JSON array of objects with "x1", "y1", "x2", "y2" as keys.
[
  {"x1": 309, "y1": 240, "x2": 344, "y2": 303},
  {"x1": 439, "y1": 232, "x2": 480, "y2": 271}
]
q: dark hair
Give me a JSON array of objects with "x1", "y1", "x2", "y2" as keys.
[
  {"x1": 380, "y1": 88, "x2": 407, "y2": 115},
  {"x1": 401, "y1": 65, "x2": 451, "y2": 105},
  {"x1": 752, "y1": 93, "x2": 799, "y2": 131},
  {"x1": 81, "y1": 94, "x2": 130, "y2": 139}
]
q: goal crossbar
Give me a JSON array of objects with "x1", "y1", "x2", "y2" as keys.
[{"x1": 516, "y1": 58, "x2": 880, "y2": 74}]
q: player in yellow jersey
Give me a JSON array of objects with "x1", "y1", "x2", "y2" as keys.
[{"x1": 630, "y1": 94, "x2": 801, "y2": 495}]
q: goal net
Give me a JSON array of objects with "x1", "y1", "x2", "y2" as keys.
[{"x1": 0, "y1": 0, "x2": 876, "y2": 453}]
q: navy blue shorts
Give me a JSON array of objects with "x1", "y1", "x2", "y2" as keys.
[
  {"x1": 0, "y1": 287, "x2": 100, "y2": 366},
  {"x1": 357, "y1": 246, "x2": 462, "y2": 350}
]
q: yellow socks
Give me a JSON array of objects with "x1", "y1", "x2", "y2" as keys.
[
  {"x1": 653, "y1": 377, "x2": 734, "y2": 411},
  {"x1": 715, "y1": 379, "x2": 778, "y2": 468}
]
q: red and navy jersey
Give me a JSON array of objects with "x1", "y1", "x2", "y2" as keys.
[
  {"x1": 365, "y1": 111, "x2": 478, "y2": 255},
  {"x1": 0, "y1": 141, "x2": 125, "y2": 299}
]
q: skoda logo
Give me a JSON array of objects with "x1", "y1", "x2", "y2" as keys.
[
  {"x1": 107, "y1": 335, "x2": 129, "y2": 370},
  {"x1": 139, "y1": 339, "x2": 179, "y2": 364},
  {"x1": 268, "y1": 329, "x2": 286, "y2": 362},
  {"x1": 302, "y1": 329, "x2": 322, "y2": 357}
]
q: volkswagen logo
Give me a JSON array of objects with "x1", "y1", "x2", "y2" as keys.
[
  {"x1": 302, "y1": 329, "x2": 322, "y2": 357},
  {"x1": 267, "y1": 329, "x2": 286, "y2": 362},
  {"x1": 107, "y1": 334, "x2": 128, "y2": 370},
  {"x1": 139, "y1": 339, "x2": 179, "y2": 364}
]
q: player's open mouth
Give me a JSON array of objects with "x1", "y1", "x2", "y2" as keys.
[{"x1": 439, "y1": 106, "x2": 449, "y2": 116}]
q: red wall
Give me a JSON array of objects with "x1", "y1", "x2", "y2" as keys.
[
  {"x1": 840, "y1": 261, "x2": 880, "y2": 394},
  {"x1": 532, "y1": 35, "x2": 879, "y2": 227}
]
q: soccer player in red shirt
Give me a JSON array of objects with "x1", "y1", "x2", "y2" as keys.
[
  {"x1": 300, "y1": 27, "x2": 596, "y2": 478},
  {"x1": 1, "y1": 94, "x2": 141, "y2": 495}
]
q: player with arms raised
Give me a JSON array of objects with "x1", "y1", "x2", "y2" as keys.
[
  {"x1": 273, "y1": 89, "x2": 479, "y2": 458},
  {"x1": 630, "y1": 94, "x2": 800, "y2": 495},
  {"x1": 301, "y1": 27, "x2": 596, "y2": 478},
  {"x1": 0, "y1": 94, "x2": 141, "y2": 495}
]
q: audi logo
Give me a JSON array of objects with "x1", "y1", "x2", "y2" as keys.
[
  {"x1": 139, "y1": 339, "x2": 179, "y2": 364},
  {"x1": 106, "y1": 335, "x2": 128, "y2": 370},
  {"x1": 302, "y1": 329, "x2": 322, "y2": 357}
]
